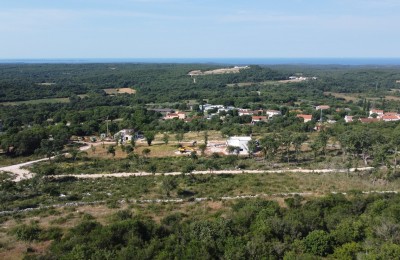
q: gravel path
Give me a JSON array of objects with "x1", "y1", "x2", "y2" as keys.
[
  {"x1": 0, "y1": 141, "x2": 112, "y2": 181},
  {"x1": 52, "y1": 167, "x2": 374, "y2": 179}
]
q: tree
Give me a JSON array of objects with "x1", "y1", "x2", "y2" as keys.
[
  {"x1": 247, "y1": 140, "x2": 258, "y2": 158},
  {"x1": 107, "y1": 145, "x2": 116, "y2": 157},
  {"x1": 260, "y1": 134, "x2": 280, "y2": 163},
  {"x1": 316, "y1": 131, "x2": 329, "y2": 157},
  {"x1": 175, "y1": 132, "x2": 184, "y2": 143},
  {"x1": 90, "y1": 145, "x2": 96, "y2": 154},
  {"x1": 142, "y1": 148, "x2": 151, "y2": 158},
  {"x1": 144, "y1": 131, "x2": 155, "y2": 146},
  {"x1": 204, "y1": 131, "x2": 209, "y2": 146},
  {"x1": 125, "y1": 145, "x2": 134, "y2": 154},
  {"x1": 391, "y1": 128, "x2": 400, "y2": 174},
  {"x1": 162, "y1": 133, "x2": 170, "y2": 145},
  {"x1": 292, "y1": 133, "x2": 308, "y2": 162},
  {"x1": 39, "y1": 138, "x2": 64, "y2": 162},
  {"x1": 227, "y1": 145, "x2": 240, "y2": 157},
  {"x1": 182, "y1": 163, "x2": 196, "y2": 176},
  {"x1": 281, "y1": 131, "x2": 292, "y2": 163},
  {"x1": 69, "y1": 146, "x2": 87, "y2": 162},
  {"x1": 198, "y1": 143, "x2": 207, "y2": 156},
  {"x1": 303, "y1": 230, "x2": 333, "y2": 256},
  {"x1": 190, "y1": 151, "x2": 198, "y2": 161},
  {"x1": 161, "y1": 177, "x2": 177, "y2": 197}
]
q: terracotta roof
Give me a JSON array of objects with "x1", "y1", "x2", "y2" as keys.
[
  {"x1": 252, "y1": 116, "x2": 267, "y2": 120},
  {"x1": 382, "y1": 115, "x2": 400, "y2": 121},
  {"x1": 316, "y1": 105, "x2": 330, "y2": 110},
  {"x1": 384, "y1": 112, "x2": 399, "y2": 116},
  {"x1": 297, "y1": 114, "x2": 313, "y2": 120}
]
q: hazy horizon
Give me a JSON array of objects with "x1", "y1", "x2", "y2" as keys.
[{"x1": 1, "y1": 0, "x2": 400, "y2": 59}]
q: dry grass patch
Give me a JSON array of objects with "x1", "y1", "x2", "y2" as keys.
[{"x1": 103, "y1": 88, "x2": 136, "y2": 95}]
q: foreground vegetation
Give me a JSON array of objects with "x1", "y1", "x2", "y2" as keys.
[{"x1": 3, "y1": 191, "x2": 400, "y2": 259}]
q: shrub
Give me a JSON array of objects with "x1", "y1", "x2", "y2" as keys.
[{"x1": 12, "y1": 223, "x2": 42, "y2": 241}]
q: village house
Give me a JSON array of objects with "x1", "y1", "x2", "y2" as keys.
[
  {"x1": 164, "y1": 112, "x2": 186, "y2": 120},
  {"x1": 297, "y1": 114, "x2": 313, "y2": 123},
  {"x1": 266, "y1": 110, "x2": 281, "y2": 118},
  {"x1": 114, "y1": 129, "x2": 135, "y2": 144},
  {"x1": 226, "y1": 136, "x2": 252, "y2": 155},
  {"x1": 381, "y1": 113, "x2": 400, "y2": 122},
  {"x1": 344, "y1": 115, "x2": 354, "y2": 123},
  {"x1": 316, "y1": 105, "x2": 330, "y2": 110},
  {"x1": 201, "y1": 104, "x2": 224, "y2": 111},
  {"x1": 251, "y1": 116, "x2": 268, "y2": 124},
  {"x1": 238, "y1": 109, "x2": 254, "y2": 116},
  {"x1": 369, "y1": 109, "x2": 384, "y2": 117}
]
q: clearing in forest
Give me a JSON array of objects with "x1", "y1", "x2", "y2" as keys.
[
  {"x1": 188, "y1": 66, "x2": 249, "y2": 76},
  {"x1": 103, "y1": 88, "x2": 136, "y2": 95}
]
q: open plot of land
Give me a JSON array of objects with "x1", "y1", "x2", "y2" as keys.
[
  {"x1": 103, "y1": 88, "x2": 136, "y2": 95},
  {"x1": 36, "y1": 82, "x2": 56, "y2": 86},
  {"x1": 324, "y1": 91, "x2": 400, "y2": 102},
  {"x1": 188, "y1": 66, "x2": 249, "y2": 76},
  {"x1": 0, "y1": 95, "x2": 87, "y2": 106}
]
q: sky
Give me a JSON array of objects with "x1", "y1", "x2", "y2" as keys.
[{"x1": 0, "y1": 0, "x2": 399, "y2": 59}]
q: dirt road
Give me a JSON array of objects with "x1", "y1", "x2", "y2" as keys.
[{"x1": 52, "y1": 167, "x2": 374, "y2": 179}]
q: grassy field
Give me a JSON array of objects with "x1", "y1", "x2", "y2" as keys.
[
  {"x1": 0, "y1": 154, "x2": 42, "y2": 167},
  {"x1": 324, "y1": 91, "x2": 400, "y2": 102},
  {"x1": 0, "y1": 95, "x2": 87, "y2": 106}
]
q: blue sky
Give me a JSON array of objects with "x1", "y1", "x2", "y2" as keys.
[{"x1": 1, "y1": 0, "x2": 399, "y2": 59}]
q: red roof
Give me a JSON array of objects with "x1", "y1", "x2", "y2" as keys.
[
  {"x1": 316, "y1": 105, "x2": 330, "y2": 110},
  {"x1": 382, "y1": 115, "x2": 400, "y2": 120},
  {"x1": 252, "y1": 116, "x2": 267, "y2": 120},
  {"x1": 384, "y1": 112, "x2": 398, "y2": 116},
  {"x1": 297, "y1": 114, "x2": 313, "y2": 120}
]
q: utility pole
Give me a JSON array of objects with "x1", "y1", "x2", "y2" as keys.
[
  {"x1": 106, "y1": 116, "x2": 109, "y2": 137},
  {"x1": 320, "y1": 109, "x2": 323, "y2": 122}
]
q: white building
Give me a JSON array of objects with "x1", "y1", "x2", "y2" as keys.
[
  {"x1": 344, "y1": 115, "x2": 353, "y2": 123},
  {"x1": 266, "y1": 110, "x2": 281, "y2": 118},
  {"x1": 114, "y1": 129, "x2": 135, "y2": 144},
  {"x1": 226, "y1": 136, "x2": 252, "y2": 155}
]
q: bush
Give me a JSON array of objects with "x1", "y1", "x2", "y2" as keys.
[
  {"x1": 303, "y1": 230, "x2": 333, "y2": 256},
  {"x1": 12, "y1": 223, "x2": 42, "y2": 241}
]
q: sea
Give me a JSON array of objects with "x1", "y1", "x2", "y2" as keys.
[{"x1": 1, "y1": 58, "x2": 400, "y2": 66}]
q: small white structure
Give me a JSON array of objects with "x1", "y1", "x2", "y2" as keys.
[
  {"x1": 344, "y1": 115, "x2": 353, "y2": 123},
  {"x1": 226, "y1": 136, "x2": 252, "y2": 155},
  {"x1": 114, "y1": 129, "x2": 135, "y2": 144},
  {"x1": 266, "y1": 110, "x2": 281, "y2": 118}
]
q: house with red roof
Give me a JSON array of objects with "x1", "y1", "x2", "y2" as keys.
[
  {"x1": 251, "y1": 116, "x2": 268, "y2": 124},
  {"x1": 369, "y1": 109, "x2": 384, "y2": 117},
  {"x1": 297, "y1": 114, "x2": 313, "y2": 123}
]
